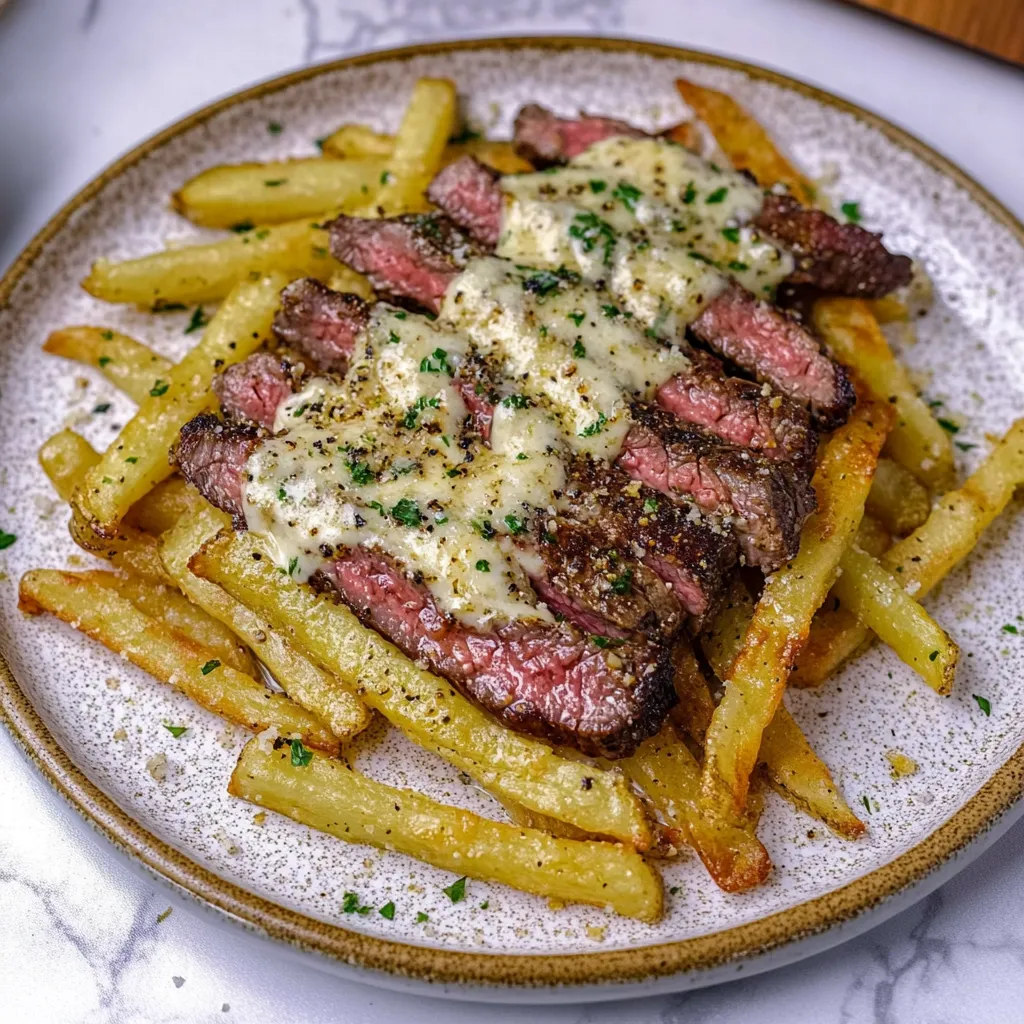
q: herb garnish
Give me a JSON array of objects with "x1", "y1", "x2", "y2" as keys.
[
  {"x1": 449, "y1": 126, "x2": 481, "y2": 144},
  {"x1": 100, "y1": 330, "x2": 114, "y2": 341},
  {"x1": 390, "y1": 498, "x2": 422, "y2": 527},
  {"x1": 579, "y1": 412, "x2": 608, "y2": 438},
  {"x1": 937, "y1": 418, "x2": 960, "y2": 434},
  {"x1": 612, "y1": 181, "x2": 642, "y2": 213},
  {"x1": 416, "y1": 911, "x2": 429, "y2": 922},
  {"x1": 1002, "y1": 624, "x2": 1019, "y2": 635},
  {"x1": 184, "y1": 306, "x2": 209, "y2": 334},
  {"x1": 501, "y1": 394, "x2": 529, "y2": 409},
  {"x1": 98, "y1": 355, "x2": 113, "y2": 367},
  {"x1": 149, "y1": 380, "x2": 169, "y2": 397},
  {"x1": 601, "y1": 304, "x2": 621, "y2": 318},
  {"x1": 475, "y1": 559, "x2": 490, "y2": 572},
  {"x1": 342, "y1": 892, "x2": 371, "y2": 914},
  {"x1": 230, "y1": 221, "x2": 255, "y2": 233},
  {"x1": 591, "y1": 635, "x2": 624, "y2": 649},
  {"x1": 568, "y1": 212, "x2": 617, "y2": 266},
  {"x1": 728, "y1": 260, "x2": 749, "y2": 272},
  {"x1": 589, "y1": 179, "x2": 607, "y2": 193},
  {"x1": 973, "y1": 694, "x2": 992, "y2": 716},
  {"x1": 403, "y1": 395, "x2": 440, "y2": 428},
  {"x1": 443, "y1": 877, "x2": 468, "y2": 903},
  {"x1": 642, "y1": 497, "x2": 658, "y2": 514},
  {"x1": 721, "y1": 227, "x2": 740, "y2": 244},
  {"x1": 472, "y1": 519, "x2": 496, "y2": 540},
  {"x1": 290, "y1": 738, "x2": 313, "y2": 767},
  {"x1": 504, "y1": 514, "x2": 527, "y2": 535},
  {"x1": 572, "y1": 339, "x2": 586, "y2": 359},
  {"x1": 0, "y1": 531, "x2": 17, "y2": 550},
  {"x1": 347, "y1": 460, "x2": 374, "y2": 486},
  {"x1": 263, "y1": 178, "x2": 287, "y2": 187},
  {"x1": 287, "y1": 556, "x2": 299, "y2": 576},
  {"x1": 706, "y1": 186, "x2": 729, "y2": 204},
  {"x1": 388, "y1": 330, "x2": 401, "y2": 344},
  {"x1": 522, "y1": 265, "x2": 580, "y2": 298},
  {"x1": 420, "y1": 348, "x2": 452, "y2": 375},
  {"x1": 163, "y1": 724, "x2": 187, "y2": 738},
  {"x1": 567, "y1": 310, "x2": 585, "y2": 327},
  {"x1": 379, "y1": 901, "x2": 396, "y2": 920},
  {"x1": 610, "y1": 569, "x2": 633, "y2": 595},
  {"x1": 841, "y1": 201, "x2": 862, "y2": 223},
  {"x1": 93, "y1": 403, "x2": 111, "y2": 414},
  {"x1": 267, "y1": 121, "x2": 283, "y2": 135},
  {"x1": 200, "y1": 659, "x2": 220, "y2": 675}
]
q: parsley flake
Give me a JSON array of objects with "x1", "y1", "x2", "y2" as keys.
[
  {"x1": 610, "y1": 569, "x2": 633, "y2": 595},
  {"x1": 612, "y1": 181, "x2": 643, "y2": 213},
  {"x1": 601, "y1": 304, "x2": 621, "y2": 318},
  {"x1": 572, "y1": 339, "x2": 586, "y2": 359},
  {"x1": 721, "y1": 226, "x2": 740, "y2": 244},
  {"x1": 589, "y1": 179, "x2": 607, "y2": 193},
  {"x1": 682, "y1": 181, "x2": 697, "y2": 204},
  {"x1": 567, "y1": 310, "x2": 585, "y2": 327},
  {"x1": 973, "y1": 694, "x2": 992, "y2": 716},
  {"x1": 706, "y1": 186, "x2": 729, "y2": 204},
  {"x1": 347, "y1": 460, "x2": 374, "y2": 486},
  {"x1": 568, "y1": 212, "x2": 617, "y2": 266},
  {"x1": 502, "y1": 394, "x2": 529, "y2": 409},
  {"x1": 443, "y1": 876, "x2": 467, "y2": 903},
  {"x1": 149, "y1": 380, "x2": 169, "y2": 397},
  {"x1": 841, "y1": 201, "x2": 862, "y2": 223},
  {"x1": 642, "y1": 497, "x2": 658, "y2": 514},
  {"x1": 92, "y1": 403, "x2": 111, "y2": 414},
  {"x1": 263, "y1": 178, "x2": 287, "y2": 187},
  {"x1": 937, "y1": 418, "x2": 960, "y2": 434},
  {"x1": 200, "y1": 659, "x2": 220, "y2": 675},
  {"x1": 416, "y1": 911, "x2": 429, "y2": 923},
  {"x1": 379, "y1": 901, "x2": 396, "y2": 920},
  {"x1": 504, "y1": 514, "x2": 526, "y2": 535},
  {"x1": 184, "y1": 306, "x2": 209, "y2": 334},
  {"x1": 591, "y1": 635, "x2": 624, "y2": 649},
  {"x1": 0, "y1": 531, "x2": 17, "y2": 550},
  {"x1": 97, "y1": 355, "x2": 113, "y2": 367},
  {"x1": 267, "y1": 121, "x2": 283, "y2": 135},
  {"x1": 579, "y1": 412, "x2": 608, "y2": 438},
  {"x1": 475, "y1": 559, "x2": 490, "y2": 572},
  {"x1": 390, "y1": 498, "x2": 422, "y2": 527},
  {"x1": 163, "y1": 724, "x2": 187, "y2": 739},
  {"x1": 388, "y1": 330, "x2": 401, "y2": 344},
  {"x1": 290, "y1": 738, "x2": 313, "y2": 767},
  {"x1": 342, "y1": 892, "x2": 371, "y2": 914}
]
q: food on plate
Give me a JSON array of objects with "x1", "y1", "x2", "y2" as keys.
[{"x1": 20, "y1": 75, "x2": 1024, "y2": 921}]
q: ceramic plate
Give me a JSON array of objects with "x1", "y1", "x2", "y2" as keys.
[{"x1": 2, "y1": 37, "x2": 1023, "y2": 1001}]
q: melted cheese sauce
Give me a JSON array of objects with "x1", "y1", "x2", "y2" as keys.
[{"x1": 497, "y1": 137, "x2": 794, "y2": 316}]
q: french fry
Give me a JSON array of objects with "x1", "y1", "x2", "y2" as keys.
[
  {"x1": 813, "y1": 298, "x2": 955, "y2": 492},
  {"x1": 39, "y1": 430, "x2": 102, "y2": 503},
  {"x1": 701, "y1": 579, "x2": 865, "y2": 838},
  {"x1": 160, "y1": 510, "x2": 373, "y2": 742},
  {"x1": 125, "y1": 477, "x2": 207, "y2": 536},
  {"x1": 866, "y1": 296, "x2": 909, "y2": 324},
  {"x1": 230, "y1": 739, "x2": 662, "y2": 921},
  {"x1": 855, "y1": 513, "x2": 892, "y2": 558},
  {"x1": 321, "y1": 123, "x2": 533, "y2": 174},
  {"x1": 82, "y1": 220, "x2": 371, "y2": 307},
  {"x1": 73, "y1": 273, "x2": 286, "y2": 536},
  {"x1": 18, "y1": 570, "x2": 338, "y2": 754},
  {"x1": 669, "y1": 640, "x2": 715, "y2": 743},
  {"x1": 43, "y1": 327, "x2": 173, "y2": 404},
  {"x1": 833, "y1": 546, "x2": 958, "y2": 694},
  {"x1": 618, "y1": 727, "x2": 772, "y2": 892},
  {"x1": 191, "y1": 529, "x2": 651, "y2": 847},
  {"x1": 80, "y1": 569, "x2": 257, "y2": 677},
  {"x1": 173, "y1": 158, "x2": 387, "y2": 228},
  {"x1": 675, "y1": 78, "x2": 817, "y2": 205},
  {"x1": 67, "y1": 512, "x2": 173, "y2": 584},
  {"x1": 701, "y1": 395, "x2": 891, "y2": 816},
  {"x1": 793, "y1": 419, "x2": 1024, "y2": 686},
  {"x1": 866, "y1": 457, "x2": 931, "y2": 536}
]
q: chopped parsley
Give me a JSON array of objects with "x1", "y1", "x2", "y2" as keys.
[
  {"x1": 403, "y1": 395, "x2": 440, "y2": 428},
  {"x1": 591, "y1": 635, "x2": 624, "y2": 649},
  {"x1": 516, "y1": 453, "x2": 529, "y2": 461},
  {"x1": 603, "y1": 304, "x2": 623, "y2": 319},
  {"x1": 687, "y1": 250, "x2": 715, "y2": 265},
  {"x1": 99, "y1": 330, "x2": 114, "y2": 341},
  {"x1": 956, "y1": 442, "x2": 977, "y2": 451},
  {"x1": 443, "y1": 876, "x2": 467, "y2": 903},
  {"x1": 449, "y1": 126, "x2": 482, "y2": 144},
  {"x1": 610, "y1": 569, "x2": 633, "y2": 595},
  {"x1": 184, "y1": 306, "x2": 209, "y2": 334},
  {"x1": 973, "y1": 694, "x2": 992, "y2": 716},
  {"x1": 379, "y1": 901, "x2": 396, "y2": 920},
  {"x1": 380, "y1": 170, "x2": 392, "y2": 185},
  {"x1": 277, "y1": 486, "x2": 288, "y2": 501},
  {"x1": 125, "y1": 456, "x2": 138, "y2": 464},
  {"x1": 588, "y1": 179, "x2": 607, "y2": 193},
  {"x1": 928, "y1": 649, "x2": 938, "y2": 661},
  {"x1": 728, "y1": 260, "x2": 749, "y2": 272},
  {"x1": 612, "y1": 181, "x2": 643, "y2": 213},
  {"x1": 390, "y1": 498, "x2": 422, "y2": 527},
  {"x1": 200, "y1": 659, "x2": 220, "y2": 675},
  {"x1": 721, "y1": 226, "x2": 740, "y2": 244},
  {"x1": 267, "y1": 121, "x2": 283, "y2": 135},
  {"x1": 97, "y1": 355, "x2": 113, "y2": 367},
  {"x1": 1002, "y1": 624, "x2": 1019, "y2": 634},
  {"x1": 290, "y1": 738, "x2": 313, "y2": 767},
  {"x1": 568, "y1": 212, "x2": 617, "y2": 266},
  {"x1": 342, "y1": 892, "x2": 371, "y2": 914},
  {"x1": 475, "y1": 559, "x2": 491, "y2": 572},
  {"x1": 937, "y1": 418, "x2": 960, "y2": 434},
  {"x1": 149, "y1": 380, "x2": 169, "y2": 397},
  {"x1": 679, "y1": 182, "x2": 696, "y2": 206},
  {"x1": 579, "y1": 412, "x2": 607, "y2": 438},
  {"x1": 230, "y1": 220, "x2": 255, "y2": 233},
  {"x1": 263, "y1": 178, "x2": 287, "y2": 187},
  {"x1": 416, "y1": 911, "x2": 429, "y2": 923},
  {"x1": 92, "y1": 403, "x2": 111, "y2": 414},
  {"x1": 347, "y1": 460, "x2": 374, "y2": 486},
  {"x1": 479, "y1": 901, "x2": 489, "y2": 910},
  {"x1": 522, "y1": 265, "x2": 580, "y2": 298},
  {"x1": 642, "y1": 497, "x2": 658, "y2": 514},
  {"x1": 163, "y1": 724, "x2": 187, "y2": 738},
  {"x1": 292, "y1": 404, "x2": 308, "y2": 417},
  {"x1": 420, "y1": 348, "x2": 452, "y2": 375},
  {"x1": 501, "y1": 393, "x2": 529, "y2": 409},
  {"x1": 287, "y1": 556, "x2": 299, "y2": 576},
  {"x1": 472, "y1": 518, "x2": 496, "y2": 540},
  {"x1": 706, "y1": 186, "x2": 729, "y2": 204},
  {"x1": 841, "y1": 201, "x2": 862, "y2": 224},
  {"x1": 504, "y1": 514, "x2": 527, "y2": 535},
  {"x1": 861, "y1": 795, "x2": 873, "y2": 814},
  {"x1": 394, "y1": 311, "x2": 407, "y2": 320},
  {"x1": 0, "y1": 531, "x2": 16, "y2": 550},
  {"x1": 388, "y1": 330, "x2": 401, "y2": 344},
  {"x1": 567, "y1": 310, "x2": 585, "y2": 327},
  {"x1": 572, "y1": 339, "x2": 586, "y2": 359}
]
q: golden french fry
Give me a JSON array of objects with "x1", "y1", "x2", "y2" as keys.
[
  {"x1": 173, "y1": 158, "x2": 387, "y2": 228},
  {"x1": 82, "y1": 219, "x2": 370, "y2": 307},
  {"x1": 74, "y1": 273, "x2": 286, "y2": 536},
  {"x1": 618, "y1": 727, "x2": 771, "y2": 892},
  {"x1": 675, "y1": 78, "x2": 817, "y2": 205},
  {"x1": 191, "y1": 529, "x2": 651, "y2": 847},
  {"x1": 866, "y1": 296, "x2": 908, "y2": 323},
  {"x1": 867, "y1": 457, "x2": 931, "y2": 536},
  {"x1": 80, "y1": 569, "x2": 256, "y2": 677},
  {"x1": 669, "y1": 640, "x2": 715, "y2": 743},
  {"x1": 39, "y1": 430, "x2": 102, "y2": 503},
  {"x1": 43, "y1": 327, "x2": 173, "y2": 405},
  {"x1": 701, "y1": 396, "x2": 892, "y2": 816},
  {"x1": 834, "y1": 546, "x2": 958, "y2": 694},
  {"x1": 125, "y1": 477, "x2": 207, "y2": 536},
  {"x1": 320, "y1": 124, "x2": 393, "y2": 158},
  {"x1": 856, "y1": 513, "x2": 892, "y2": 558},
  {"x1": 230, "y1": 739, "x2": 662, "y2": 921},
  {"x1": 793, "y1": 418, "x2": 1024, "y2": 686},
  {"x1": 18, "y1": 570, "x2": 338, "y2": 753},
  {"x1": 67, "y1": 512, "x2": 173, "y2": 584},
  {"x1": 160, "y1": 510, "x2": 373, "y2": 742},
  {"x1": 813, "y1": 298, "x2": 955, "y2": 492}
]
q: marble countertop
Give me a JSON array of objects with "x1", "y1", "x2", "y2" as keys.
[{"x1": 2, "y1": 1, "x2": 1023, "y2": 1021}]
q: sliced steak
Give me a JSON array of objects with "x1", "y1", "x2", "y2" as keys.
[
  {"x1": 272, "y1": 277, "x2": 369, "y2": 372},
  {"x1": 656, "y1": 347, "x2": 817, "y2": 470},
  {"x1": 174, "y1": 413, "x2": 259, "y2": 529},
  {"x1": 327, "y1": 213, "x2": 481, "y2": 313},
  {"x1": 754, "y1": 193, "x2": 913, "y2": 298},
  {"x1": 619, "y1": 405, "x2": 815, "y2": 570},
  {"x1": 315, "y1": 545, "x2": 675, "y2": 758},
  {"x1": 513, "y1": 103, "x2": 647, "y2": 167},
  {"x1": 426, "y1": 157, "x2": 504, "y2": 249},
  {"x1": 213, "y1": 352, "x2": 293, "y2": 430},
  {"x1": 691, "y1": 284, "x2": 855, "y2": 430}
]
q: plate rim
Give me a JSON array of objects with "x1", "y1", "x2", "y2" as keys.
[{"x1": 2, "y1": 33, "x2": 1023, "y2": 991}]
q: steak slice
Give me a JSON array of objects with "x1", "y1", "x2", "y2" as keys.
[
  {"x1": 272, "y1": 277, "x2": 369, "y2": 373},
  {"x1": 174, "y1": 413, "x2": 260, "y2": 529},
  {"x1": 754, "y1": 193, "x2": 913, "y2": 298},
  {"x1": 619, "y1": 405, "x2": 815, "y2": 570},
  {"x1": 426, "y1": 157, "x2": 504, "y2": 249},
  {"x1": 213, "y1": 352, "x2": 293, "y2": 430},
  {"x1": 513, "y1": 103, "x2": 648, "y2": 167},
  {"x1": 656, "y1": 347, "x2": 817, "y2": 469},
  {"x1": 691, "y1": 284, "x2": 855, "y2": 430},
  {"x1": 327, "y1": 213, "x2": 481, "y2": 313},
  {"x1": 315, "y1": 545, "x2": 674, "y2": 758}
]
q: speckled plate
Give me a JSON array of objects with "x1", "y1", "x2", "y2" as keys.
[{"x1": 1, "y1": 37, "x2": 1023, "y2": 1002}]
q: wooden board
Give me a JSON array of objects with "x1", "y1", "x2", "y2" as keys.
[{"x1": 846, "y1": 0, "x2": 1024, "y2": 65}]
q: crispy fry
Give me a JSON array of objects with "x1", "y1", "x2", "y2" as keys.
[
  {"x1": 82, "y1": 220, "x2": 370, "y2": 307},
  {"x1": 813, "y1": 298, "x2": 955, "y2": 492},
  {"x1": 669, "y1": 640, "x2": 715, "y2": 743},
  {"x1": 701, "y1": 396, "x2": 891, "y2": 815},
  {"x1": 160, "y1": 510, "x2": 373, "y2": 742},
  {"x1": 834, "y1": 546, "x2": 958, "y2": 694},
  {"x1": 18, "y1": 570, "x2": 338, "y2": 753},
  {"x1": 320, "y1": 124, "x2": 394, "y2": 158},
  {"x1": 867, "y1": 457, "x2": 931, "y2": 536},
  {"x1": 701, "y1": 579, "x2": 865, "y2": 837},
  {"x1": 39, "y1": 430, "x2": 102, "y2": 503},
  {"x1": 191, "y1": 529, "x2": 651, "y2": 847},
  {"x1": 230, "y1": 739, "x2": 662, "y2": 921},
  {"x1": 618, "y1": 727, "x2": 771, "y2": 892},
  {"x1": 73, "y1": 273, "x2": 286, "y2": 536},
  {"x1": 43, "y1": 327, "x2": 173, "y2": 404},
  {"x1": 794, "y1": 419, "x2": 1024, "y2": 686},
  {"x1": 855, "y1": 514, "x2": 892, "y2": 558},
  {"x1": 173, "y1": 158, "x2": 387, "y2": 228},
  {"x1": 675, "y1": 78, "x2": 816, "y2": 205},
  {"x1": 80, "y1": 569, "x2": 256, "y2": 676},
  {"x1": 67, "y1": 512, "x2": 173, "y2": 584}
]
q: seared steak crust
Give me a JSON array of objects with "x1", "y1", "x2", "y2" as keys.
[
  {"x1": 272, "y1": 277, "x2": 369, "y2": 373},
  {"x1": 754, "y1": 193, "x2": 913, "y2": 298},
  {"x1": 426, "y1": 157, "x2": 504, "y2": 249},
  {"x1": 513, "y1": 103, "x2": 647, "y2": 167}
]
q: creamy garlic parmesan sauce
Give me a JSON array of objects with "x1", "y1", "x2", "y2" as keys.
[{"x1": 497, "y1": 137, "x2": 794, "y2": 316}]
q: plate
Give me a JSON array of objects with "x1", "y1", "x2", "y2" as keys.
[{"x1": 1, "y1": 37, "x2": 1023, "y2": 1000}]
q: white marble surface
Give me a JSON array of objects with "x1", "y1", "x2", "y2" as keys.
[{"x1": 1, "y1": 1, "x2": 1023, "y2": 1020}]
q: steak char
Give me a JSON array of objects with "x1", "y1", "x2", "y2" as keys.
[
  {"x1": 272, "y1": 277, "x2": 369, "y2": 372},
  {"x1": 513, "y1": 103, "x2": 648, "y2": 168},
  {"x1": 213, "y1": 352, "x2": 293, "y2": 430}
]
